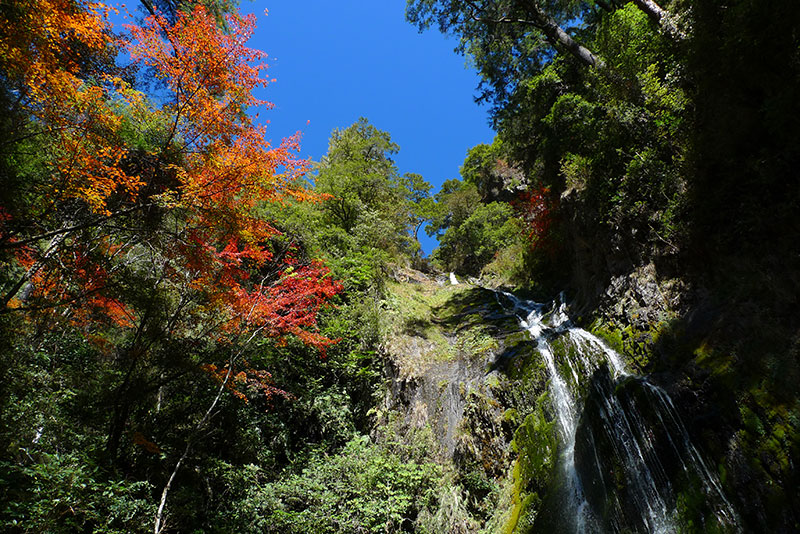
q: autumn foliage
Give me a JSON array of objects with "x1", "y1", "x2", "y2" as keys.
[
  {"x1": 0, "y1": 0, "x2": 142, "y2": 213},
  {"x1": 200, "y1": 360, "x2": 291, "y2": 406},
  {"x1": 0, "y1": 2, "x2": 341, "y2": 392},
  {"x1": 513, "y1": 186, "x2": 554, "y2": 249}
]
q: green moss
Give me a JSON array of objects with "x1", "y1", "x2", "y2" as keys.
[
  {"x1": 693, "y1": 341, "x2": 736, "y2": 381},
  {"x1": 588, "y1": 317, "x2": 681, "y2": 372},
  {"x1": 501, "y1": 393, "x2": 557, "y2": 534},
  {"x1": 502, "y1": 458, "x2": 541, "y2": 534},
  {"x1": 503, "y1": 408, "x2": 520, "y2": 426},
  {"x1": 456, "y1": 325, "x2": 500, "y2": 357},
  {"x1": 504, "y1": 331, "x2": 532, "y2": 348},
  {"x1": 383, "y1": 282, "x2": 518, "y2": 374},
  {"x1": 590, "y1": 319, "x2": 625, "y2": 355},
  {"x1": 485, "y1": 374, "x2": 501, "y2": 390}
]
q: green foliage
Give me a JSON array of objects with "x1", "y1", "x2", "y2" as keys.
[
  {"x1": 427, "y1": 178, "x2": 520, "y2": 276},
  {"x1": 460, "y1": 138, "x2": 526, "y2": 203},
  {"x1": 3, "y1": 0, "x2": 800, "y2": 530},
  {"x1": 505, "y1": 395, "x2": 557, "y2": 533},
  {"x1": 0, "y1": 453, "x2": 154, "y2": 533},
  {"x1": 426, "y1": 178, "x2": 482, "y2": 237},
  {"x1": 416, "y1": 483, "x2": 480, "y2": 534},
  {"x1": 409, "y1": 0, "x2": 693, "y2": 287},
  {"x1": 245, "y1": 436, "x2": 442, "y2": 533},
  {"x1": 269, "y1": 117, "x2": 434, "y2": 282},
  {"x1": 461, "y1": 142, "x2": 501, "y2": 189},
  {"x1": 0, "y1": 190, "x2": 390, "y2": 532},
  {"x1": 438, "y1": 201, "x2": 518, "y2": 276},
  {"x1": 481, "y1": 240, "x2": 531, "y2": 288},
  {"x1": 410, "y1": 0, "x2": 800, "y2": 530},
  {"x1": 314, "y1": 117, "x2": 430, "y2": 258},
  {"x1": 407, "y1": 0, "x2": 596, "y2": 112}
]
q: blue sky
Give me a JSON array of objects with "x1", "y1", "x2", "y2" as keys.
[{"x1": 237, "y1": 1, "x2": 496, "y2": 255}]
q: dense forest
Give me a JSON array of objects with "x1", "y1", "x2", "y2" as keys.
[{"x1": 1, "y1": 0, "x2": 798, "y2": 532}]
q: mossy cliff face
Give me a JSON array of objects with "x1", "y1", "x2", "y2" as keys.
[
  {"x1": 375, "y1": 270, "x2": 556, "y2": 532},
  {"x1": 374, "y1": 261, "x2": 799, "y2": 533},
  {"x1": 575, "y1": 257, "x2": 800, "y2": 533}
]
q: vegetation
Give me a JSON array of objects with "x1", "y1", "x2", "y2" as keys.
[
  {"x1": 0, "y1": 1, "x2": 428, "y2": 531},
  {"x1": 1, "y1": 0, "x2": 799, "y2": 532},
  {"x1": 414, "y1": 0, "x2": 800, "y2": 529}
]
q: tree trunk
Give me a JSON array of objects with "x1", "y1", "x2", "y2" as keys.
[
  {"x1": 522, "y1": 0, "x2": 605, "y2": 68},
  {"x1": 630, "y1": 0, "x2": 685, "y2": 39},
  {"x1": 540, "y1": 14, "x2": 604, "y2": 67},
  {"x1": 106, "y1": 401, "x2": 131, "y2": 463}
]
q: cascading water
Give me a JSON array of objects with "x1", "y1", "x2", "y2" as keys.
[
  {"x1": 496, "y1": 291, "x2": 740, "y2": 533},
  {"x1": 499, "y1": 293, "x2": 595, "y2": 531}
]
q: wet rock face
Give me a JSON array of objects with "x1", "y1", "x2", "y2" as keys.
[
  {"x1": 380, "y1": 285, "x2": 528, "y2": 464},
  {"x1": 574, "y1": 367, "x2": 677, "y2": 533},
  {"x1": 575, "y1": 367, "x2": 740, "y2": 533}
]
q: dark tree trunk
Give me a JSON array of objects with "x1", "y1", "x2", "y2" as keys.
[{"x1": 521, "y1": 0, "x2": 605, "y2": 68}]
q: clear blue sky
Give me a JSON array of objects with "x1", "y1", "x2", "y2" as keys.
[{"x1": 238, "y1": 1, "x2": 495, "y2": 255}]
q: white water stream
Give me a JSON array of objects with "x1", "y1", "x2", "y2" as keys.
[{"x1": 496, "y1": 291, "x2": 739, "y2": 533}]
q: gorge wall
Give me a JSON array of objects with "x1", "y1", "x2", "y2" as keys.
[{"x1": 376, "y1": 259, "x2": 798, "y2": 532}]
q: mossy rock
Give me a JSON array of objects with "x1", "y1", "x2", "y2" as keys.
[{"x1": 573, "y1": 366, "x2": 740, "y2": 533}]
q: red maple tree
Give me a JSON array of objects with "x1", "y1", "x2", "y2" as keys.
[
  {"x1": 1, "y1": 2, "x2": 341, "y2": 367},
  {"x1": 513, "y1": 186, "x2": 555, "y2": 250}
]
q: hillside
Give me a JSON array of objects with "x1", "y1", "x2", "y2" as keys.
[{"x1": 2, "y1": 0, "x2": 799, "y2": 532}]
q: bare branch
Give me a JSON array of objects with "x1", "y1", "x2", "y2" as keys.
[
  {"x1": 1, "y1": 204, "x2": 149, "y2": 250},
  {"x1": 153, "y1": 300, "x2": 273, "y2": 533}
]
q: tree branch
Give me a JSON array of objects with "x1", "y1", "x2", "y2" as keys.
[
  {"x1": 1, "y1": 204, "x2": 149, "y2": 250},
  {"x1": 153, "y1": 305, "x2": 272, "y2": 533},
  {"x1": 1, "y1": 226, "x2": 70, "y2": 308},
  {"x1": 630, "y1": 0, "x2": 686, "y2": 39},
  {"x1": 462, "y1": 0, "x2": 604, "y2": 68},
  {"x1": 140, "y1": 0, "x2": 157, "y2": 18},
  {"x1": 521, "y1": 0, "x2": 604, "y2": 67}
]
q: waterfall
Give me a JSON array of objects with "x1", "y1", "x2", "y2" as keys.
[{"x1": 496, "y1": 291, "x2": 740, "y2": 533}]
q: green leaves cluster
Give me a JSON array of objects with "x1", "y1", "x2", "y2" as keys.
[
  {"x1": 430, "y1": 187, "x2": 518, "y2": 276},
  {"x1": 242, "y1": 436, "x2": 442, "y2": 533},
  {"x1": 407, "y1": 1, "x2": 694, "y2": 287},
  {"x1": 314, "y1": 117, "x2": 433, "y2": 260},
  {"x1": 1, "y1": 453, "x2": 154, "y2": 534},
  {"x1": 421, "y1": 140, "x2": 528, "y2": 279}
]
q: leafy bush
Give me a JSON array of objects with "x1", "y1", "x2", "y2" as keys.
[
  {"x1": 433, "y1": 201, "x2": 518, "y2": 276},
  {"x1": 241, "y1": 436, "x2": 442, "y2": 533},
  {"x1": 0, "y1": 453, "x2": 154, "y2": 534}
]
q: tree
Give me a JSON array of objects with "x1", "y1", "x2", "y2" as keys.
[
  {"x1": 434, "y1": 200, "x2": 517, "y2": 276},
  {"x1": 400, "y1": 172, "x2": 434, "y2": 245},
  {"x1": 313, "y1": 118, "x2": 431, "y2": 262},
  {"x1": 0, "y1": 4, "x2": 344, "y2": 530},
  {"x1": 407, "y1": 0, "x2": 603, "y2": 115},
  {"x1": 315, "y1": 118, "x2": 402, "y2": 232},
  {"x1": 406, "y1": 0, "x2": 681, "y2": 114},
  {"x1": 461, "y1": 138, "x2": 527, "y2": 202},
  {"x1": 424, "y1": 178, "x2": 518, "y2": 275},
  {"x1": 427, "y1": 178, "x2": 482, "y2": 238},
  {"x1": 1, "y1": 2, "x2": 339, "y2": 346}
]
